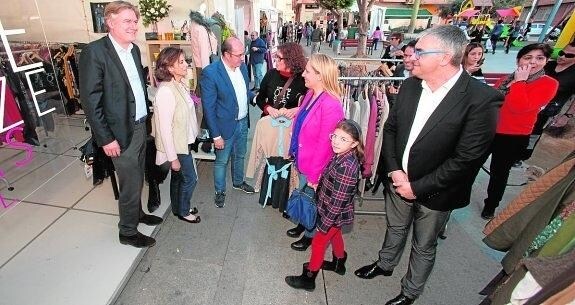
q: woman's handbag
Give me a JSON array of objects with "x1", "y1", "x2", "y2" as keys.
[{"x1": 286, "y1": 185, "x2": 317, "y2": 230}]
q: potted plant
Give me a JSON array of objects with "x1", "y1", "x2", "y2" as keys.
[{"x1": 139, "y1": 0, "x2": 171, "y2": 40}]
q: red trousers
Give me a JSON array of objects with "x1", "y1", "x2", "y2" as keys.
[{"x1": 308, "y1": 227, "x2": 345, "y2": 271}]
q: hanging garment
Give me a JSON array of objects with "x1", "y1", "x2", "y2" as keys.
[
  {"x1": 246, "y1": 116, "x2": 293, "y2": 190},
  {"x1": 259, "y1": 157, "x2": 293, "y2": 211},
  {"x1": 484, "y1": 156, "x2": 575, "y2": 235}
]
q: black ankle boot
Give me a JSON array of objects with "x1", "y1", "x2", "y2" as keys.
[
  {"x1": 322, "y1": 251, "x2": 347, "y2": 275},
  {"x1": 147, "y1": 180, "x2": 161, "y2": 213},
  {"x1": 291, "y1": 236, "x2": 312, "y2": 251},
  {"x1": 285, "y1": 264, "x2": 319, "y2": 291},
  {"x1": 286, "y1": 224, "x2": 305, "y2": 238}
]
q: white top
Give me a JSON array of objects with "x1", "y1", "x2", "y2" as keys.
[
  {"x1": 108, "y1": 34, "x2": 147, "y2": 121},
  {"x1": 223, "y1": 60, "x2": 248, "y2": 120},
  {"x1": 402, "y1": 68, "x2": 463, "y2": 173}
]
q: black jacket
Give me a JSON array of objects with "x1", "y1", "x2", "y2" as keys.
[
  {"x1": 79, "y1": 36, "x2": 149, "y2": 150},
  {"x1": 383, "y1": 72, "x2": 503, "y2": 211}
]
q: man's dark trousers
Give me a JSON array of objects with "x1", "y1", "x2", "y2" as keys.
[
  {"x1": 112, "y1": 123, "x2": 146, "y2": 236},
  {"x1": 376, "y1": 182, "x2": 450, "y2": 299}
]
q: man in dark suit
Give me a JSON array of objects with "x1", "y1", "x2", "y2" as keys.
[
  {"x1": 79, "y1": 1, "x2": 162, "y2": 248},
  {"x1": 354, "y1": 26, "x2": 503, "y2": 305},
  {"x1": 201, "y1": 37, "x2": 256, "y2": 208}
]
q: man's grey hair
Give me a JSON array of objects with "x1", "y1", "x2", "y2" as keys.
[{"x1": 419, "y1": 25, "x2": 467, "y2": 67}]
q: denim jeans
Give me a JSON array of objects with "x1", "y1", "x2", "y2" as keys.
[
  {"x1": 252, "y1": 63, "x2": 265, "y2": 89},
  {"x1": 214, "y1": 117, "x2": 248, "y2": 193},
  {"x1": 170, "y1": 153, "x2": 198, "y2": 216},
  {"x1": 297, "y1": 172, "x2": 316, "y2": 238}
]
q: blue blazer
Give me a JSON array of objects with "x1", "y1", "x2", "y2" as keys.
[{"x1": 200, "y1": 59, "x2": 255, "y2": 139}]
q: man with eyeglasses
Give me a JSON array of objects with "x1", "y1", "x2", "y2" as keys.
[
  {"x1": 382, "y1": 32, "x2": 407, "y2": 69},
  {"x1": 248, "y1": 31, "x2": 267, "y2": 92},
  {"x1": 525, "y1": 42, "x2": 575, "y2": 158},
  {"x1": 354, "y1": 26, "x2": 503, "y2": 305},
  {"x1": 201, "y1": 37, "x2": 256, "y2": 208}
]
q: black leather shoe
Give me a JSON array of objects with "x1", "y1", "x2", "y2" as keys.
[
  {"x1": 119, "y1": 232, "x2": 156, "y2": 248},
  {"x1": 354, "y1": 262, "x2": 393, "y2": 279},
  {"x1": 290, "y1": 236, "x2": 312, "y2": 251},
  {"x1": 139, "y1": 214, "x2": 163, "y2": 225},
  {"x1": 286, "y1": 224, "x2": 305, "y2": 238},
  {"x1": 178, "y1": 215, "x2": 201, "y2": 224},
  {"x1": 385, "y1": 293, "x2": 415, "y2": 305},
  {"x1": 190, "y1": 207, "x2": 199, "y2": 215}
]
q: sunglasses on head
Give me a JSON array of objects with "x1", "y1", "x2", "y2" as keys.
[{"x1": 559, "y1": 50, "x2": 575, "y2": 58}]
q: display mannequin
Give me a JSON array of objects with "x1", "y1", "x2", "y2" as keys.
[{"x1": 188, "y1": 10, "x2": 217, "y2": 93}]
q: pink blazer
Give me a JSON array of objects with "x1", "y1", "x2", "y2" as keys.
[{"x1": 295, "y1": 90, "x2": 344, "y2": 184}]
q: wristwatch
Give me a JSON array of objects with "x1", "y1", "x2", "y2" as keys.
[{"x1": 565, "y1": 113, "x2": 574, "y2": 118}]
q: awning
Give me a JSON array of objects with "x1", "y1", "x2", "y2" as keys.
[
  {"x1": 496, "y1": 8, "x2": 519, "y2": 17},
  {"x1": 458, "y1": 9, "x2": 480, "y2": 18},
  {"x1": 385, "y1": 8, "x2": 433, "y2": 20}
]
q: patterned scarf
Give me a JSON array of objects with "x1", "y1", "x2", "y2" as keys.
[{"x1": 497, "y1": 68, "x2": 546, "y2": 96}]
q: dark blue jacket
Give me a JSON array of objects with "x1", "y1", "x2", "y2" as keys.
[
  {"x1": 200, "y1": 60, "x2": 255, "y2": 139},
  {"x1": 249, "y1": 38, "x2": 267, "y2": 65}
]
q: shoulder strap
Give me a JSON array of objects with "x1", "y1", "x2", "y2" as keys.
[{"x1": 273, "y1": 76, "x2": 295, "y2": 108}]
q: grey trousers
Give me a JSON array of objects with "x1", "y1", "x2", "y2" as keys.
[
  {"x1": 377, "y1": 182, "x2": 450, "y2": 299},
  {"x1": 111, "y1": 123, "x2": 146, "y2": 236}
]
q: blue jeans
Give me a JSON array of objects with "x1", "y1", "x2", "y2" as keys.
[
  {"x1": 252, "y1": 62, "x2": 265, "y2": 89},
  {"x1": 214, "y1": 117, "x2": 248, "y2": 193},
  {"x1": 298, "y1": 172, "x2": 316, "y2": 238},
  {"x1": 170, "y1": 153, "x2": 198, "y2": 216}
]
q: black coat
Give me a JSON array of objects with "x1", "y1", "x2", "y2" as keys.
[
  {"x1": 383, "y1": 72, "x2": 503, "y2": 211},
  {"x1": 79, "y1": 36, "x2": 149, "y2": 150}
]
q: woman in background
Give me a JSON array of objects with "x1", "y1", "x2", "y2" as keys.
[
  {"x1": 482, "y1": 43, "x2": 559, "y2": 219},
  {"x1": 256, "y1": 42, "x2": 307, "y2": 119}
]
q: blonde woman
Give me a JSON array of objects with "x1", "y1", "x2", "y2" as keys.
[
  {"x1": 154, "y1": 47, "x2": 201, "y2": 224},
  {"x1": 286, "y1": 53, "x2": 345, "y2": 251}
]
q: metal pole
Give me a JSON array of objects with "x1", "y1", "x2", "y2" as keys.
[
  {"x1": 538, "y1": 0, "x2": 563, "y2": 42},
  {"x1": 408, "y1": 0, "x2": 422, "y2": 33},
  {"x1": 523, "y1": 0, "x2": 538, "y2": 30}
]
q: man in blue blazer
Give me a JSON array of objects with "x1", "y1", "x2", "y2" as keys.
[{"x1": 201, "y1": 37, "x2": 256, "y2": 208}]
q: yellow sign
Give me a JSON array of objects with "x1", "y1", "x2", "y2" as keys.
[{"x1": 459, "y1": 0, "x2": 474, "y2": 14}]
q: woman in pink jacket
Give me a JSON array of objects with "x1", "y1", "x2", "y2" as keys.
[{"x1": 286, "y1": 53, "x2": 345, "y2": 251}]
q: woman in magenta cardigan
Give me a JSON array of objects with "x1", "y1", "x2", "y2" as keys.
[
  {"x1": 286, "y1": 53, "x2": 345, "y2": 251},
  {"x1": 482, "y1": 43, "x2": 559, "y2": 219}
]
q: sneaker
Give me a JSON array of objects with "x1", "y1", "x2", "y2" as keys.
[
  {"x1": 233, "y1": 182, "x2": 255, "y2": 194},
  {"x1": 215, "y1": 191, "x2": 226, "y2": 208}
]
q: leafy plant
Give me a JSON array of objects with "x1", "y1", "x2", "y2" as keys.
[{"x1": 138, "y1": 0, "x2": 171, "y2": 27}]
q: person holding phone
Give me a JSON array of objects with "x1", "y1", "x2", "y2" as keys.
[
  {"x1": 462, "y1": 42, "x2": 485, "y2": 79},
  {"x1": 482, "y1": 43, "x2": 559, "y2": 219}
]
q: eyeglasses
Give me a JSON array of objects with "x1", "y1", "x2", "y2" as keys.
[
  {"x1": 228, "y1": 52, "x2": 245, "y2": 58},
  {"x1": 558, "y1": 50, "x2": 575, "y2": 58},
  {"x1": 390, "y1": 37, "x2": 400, "y2": 40},
  {"x1": 274, "y1": 54, "x2": 285, "y2": 61},
  {"x1": 329, "y1": 133, "x2": 352, "y2": 143},
  {"x1": 412, "y1": 49, "x2": 447, "y2": 59}
]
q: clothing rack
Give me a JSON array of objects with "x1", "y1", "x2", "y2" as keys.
[{"x1": 338, "y1": 75, "x2": 407, "y2": 216}]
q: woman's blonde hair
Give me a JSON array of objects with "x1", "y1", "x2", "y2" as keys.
[{"x1": 308, "y1": 53, "x2": 341, "y2": 99}]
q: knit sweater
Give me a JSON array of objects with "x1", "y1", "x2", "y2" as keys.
[{"x1": 495, "y1": 75, "x2": 558, "y2": 135}]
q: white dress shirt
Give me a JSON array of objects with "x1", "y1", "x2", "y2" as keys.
[
  {"x1": 223, "y1": 61, "x2": 248, "y2": 120},
  {"x1": 402, "y1": 68, "x2": 463, "y2": 173},
  {"x1": 108, "y1": 34, "x2": 147, "y2": 121}
]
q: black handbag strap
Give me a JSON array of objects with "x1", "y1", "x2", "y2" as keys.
[{"x1": 273, "y1": 76, "x2": 295, "y2": 108}]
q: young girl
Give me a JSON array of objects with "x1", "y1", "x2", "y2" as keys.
[{"x1": 285, "y1": 119, "x2": 364, "y2": 291}]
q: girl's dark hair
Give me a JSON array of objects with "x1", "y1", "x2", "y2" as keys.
[
  {"x1": 516, "y1": 43, "x2": 553, "y2": 60},
  {"x1": 277, "y1": 42, "x2": 307, "y2": 74},
  {"x1": 336, "y1": 119, "x2": 365, "y2": 166},
  {"x1": 155, "y1": 47, "x2": 185, "y2": 82}
]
